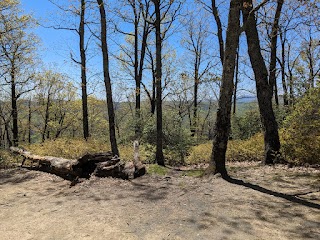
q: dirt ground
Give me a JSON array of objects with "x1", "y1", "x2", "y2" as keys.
[{"x1": 0, "y1": 162, "x2": 319, "y2": 240}]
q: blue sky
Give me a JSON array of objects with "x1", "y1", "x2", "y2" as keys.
[
  {"x1": 18, "y1": 0, "x2": 258, "y2": 99},
  {"x1": 21, "y1": 0, "x2": 80, "y2": 75}
]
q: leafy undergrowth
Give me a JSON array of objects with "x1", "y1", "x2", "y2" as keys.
[
  {"x1": 186, "y1": 133, "x2": 265, "y2": 165},
  {"x1": 0, "y1": 149, "x2": 21, "y2": 168},
  {"x1": 281, "y1": 87, "x2": 320, "y2": 165},
  {"x1": 227, "y1": 133, "x2": 264, "y2": 162},
  {"x1": 24, "y1": 138, "x2": 152, "y2": 163}
]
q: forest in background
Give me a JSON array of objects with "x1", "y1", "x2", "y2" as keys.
[{"x1": 0, "y1": 0, "x2": 319, "y2": 173}]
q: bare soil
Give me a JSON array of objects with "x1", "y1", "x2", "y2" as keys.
[{"x1": 0, "y1": 162, "x2": 319, "y2": 240}]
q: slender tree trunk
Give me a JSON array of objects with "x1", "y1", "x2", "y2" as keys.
[
  {"x1": 154, "y1": 0, "x2": 164, "y2": 166},
  {"x1": 151, "y1": 69, "x2": 156, "y2": 114},
  {"x1": 0, "y1": 112, "x2": 3, "y2": 148},
  {"x1": 4, "y1": 119, "x2": 12, "y2": 147},
  {"x1": 133, "y1": 0, "x2": 141, "y2": 139},
  {"x1": 28, "y1": 98, "x2": 32, "y2": 144},
  {"x1": 192, "y1": 58, "x2": 199, "y2": 137},
  {"x1": 307, "y1": 35, "x2": 315, "y2": 90},
  {"x1": 148, "y1": 48, "x2": 156, "y2": 115},
  {"x1": 268, "y1": 0, "x2": 283, "y2": 106},
  {"x1": 274, "y1": 81, "x2": 279, "y2": 106},
  {"x1": 279, "y1": 31, "x2": 289, "y2": 106},
  {"x1": 242, "y1": 0, "x2": 280, "y2": 164},
  {"x1": 233, "y1": 46, "x2": 239, "y2": 114},
  {"x1": 42, "y1": 88, "x2": 51, "y2": 142},
  {"x1": 80, "y1": 0, "x2": 89, "y2": 140},
  {"x1": 11, "y1": 65, "x2": 18, "y2": 147},
  {"x1": 134, "y1": 1, "x2": 150, "y2": 139},
  {"x1": 211, "y1": 0, "x2": 224, "y2": 65},
  {"x1": 97, "y1": 0, "x2": 119, "y2": 157},
  {"x1": 207, "y1": 0, "x2": 241, "y2": 177}
]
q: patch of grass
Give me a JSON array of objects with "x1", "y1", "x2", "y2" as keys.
[{"x1": 147, "y1": 164, "x2": 169, "y2": 176}]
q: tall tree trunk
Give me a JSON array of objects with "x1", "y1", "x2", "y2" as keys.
[
  {"x1": 0, "y1": 111, "x2": 3, "y2": 148},
  {"x1": 4, "y1": 119, "x2": 12, "y2": 147},
  {"x1": 11, "y1": 65, "x2": 18, "y2": 147},
  {"x1": 134, "y1": 1, "x2": 150, "y2": 139},
  {"x1": 133, "y1": 0, "x2": 141, "y2": 139},
  {"x1": 151, "y1": 67, "x2": 156, "y2": 115},
  {"x1": 279, "y1": 31, "x2": 289, "y2": 106},
  {"x1": 80, "y1": 0, "x2": 89, "y2": 140},
  {"x1": 268, "y1": 0, "x2": 283, "y2": 106},
  {"x1": 42, "y1": 87, "x2": 51, "y2": 143},
  {"x1": 207, "y1": 0, "x2": 241, "y2": 177},
  {"x1": 28, "y1": 98, "x2": 32, "y2": 144},
  {"x1": 233, "y1": 46, "x2": 239, "y2": 114},
  {"x1": 97, "y1": 0, "x2": 119, "y2": 157},
  {"x1": 192, "y1": 57, "x2": 199, "y2": 137},
  {"x1": 242, "y1": 0, "x2": 280, "y2": 164},
  {"x1": 154, "y1": 0, "x2": 164, "y2": 166},
  {"x1": 211, "y1": 0, "x2": 224, "y2": 65}
]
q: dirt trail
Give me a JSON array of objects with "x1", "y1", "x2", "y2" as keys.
[{"x1": 0, "y1": 163, "x2": 319, "y2": 240}]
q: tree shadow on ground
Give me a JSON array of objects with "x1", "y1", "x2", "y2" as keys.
[
  {"x1": 0, "y1": 168, "x2": 39, "y2": 185},
  {"x1": 223, "y1": 176, "x2": 320, "y2": 210}
]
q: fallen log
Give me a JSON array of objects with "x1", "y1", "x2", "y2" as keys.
[
  {"x1": 10, "y1": 147, "x2": 79, "y2": 179},
  {"x1": 10, "y1": 145, "x2": 146, "y2": 181}
]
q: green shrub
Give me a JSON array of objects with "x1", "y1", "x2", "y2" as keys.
[
  {"x1": 142, "y1": 111, "x2": 193, "y2": 165},
  {"x1": 186, "y1": 133, "x2": 265, "y2": 164},
  {"x1": 0, "y1": 149, "x2": 21, "y2": 168},
  {"x1": 227, "y1": 133, "x2": 264, "y2": 162},
  {"x1": 26, "y1": 138, "x2": 110, "y2": 159},
  {"x1": 186, "y1": 142, "x2": 211, "y2": 164},
  {"x1": 281, "y1": 87, "x2": 320, "y2": 165},
  {"x1": 231, "y1": 109, "x2": 262, "y2": 140}
]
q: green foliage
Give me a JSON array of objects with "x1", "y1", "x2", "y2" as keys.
[
  {"x1": 26, "y1": 138, "x2": 111, "y2": 159},
  {"x1": 187, "y1": 133, "x2": 265, "y2": 164},
  {"x1": 227, "y1": 133, "x2": 264, "y2": 162},
  {"x1": 186, "y1": 142, "x2": 211, "y2": 164},
  {"x1": 142, "y1": 111, "x2": 194, "y2": 165},
  {"x1": 24, "y1": 138, "x2": 151, "y2": 164},
  {"x1": 147, "y1": 164, "x2": 168, "y2": 176},
  {"x1": 281, "y1": 87, "x2": 320, "y2": 165},
  {"x1": 231, "y1": 109, "x2": 261, "y2": 140},
  {"x1": 0, "y1": 149, "x2": 21, "y2": 168},
  {"x1": 231, "y1": 104, "x2": 288, "y2": 140}
]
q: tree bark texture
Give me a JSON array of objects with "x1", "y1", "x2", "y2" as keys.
[
  {"x1": 42, "y1": 86, "x2": 52, "y2": 142},
  {"x1": 233, "y1": 46, "x2": 239, "y2": 114},
  {"x1": 154, "y1": 0, "x2": 165, "y2": 166},
  {"x1": 242, "y1": 0, "x2": 281, "y2": 164},
  {"x1": 211, "y1": 0, "x2": 224, "y2": 65},
  {"x1": 208, "y1": 0, "x2": 241, "y2": 177},
  {"x1": 80, "y1": 0, "x2": 89, "y2": 140},
  {"x1": 28, "y1": 98, "x2": 32, "y2": 144},
  {"x1": 279, "y1": 31, "x2": 289, "y2": 106},
  {"x1": 268, "y1": 0, "x2": 283, "y2": 106},
  {"x1": 97, "y1": 0, "x2": 119, "y2": 157},
  {"x1": 133, "y1": 0, "x2": 141, "y2": 139},
  {"x1": 11, "y1": 64, "x2": 18, "y2": 147}
]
